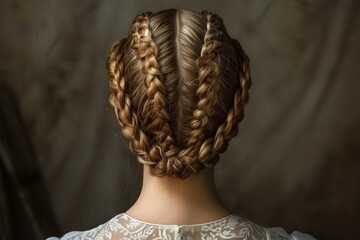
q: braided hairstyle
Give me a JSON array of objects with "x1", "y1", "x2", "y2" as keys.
[{"x1": 107, "y1": 9, "x2": 251, "y2": 179}]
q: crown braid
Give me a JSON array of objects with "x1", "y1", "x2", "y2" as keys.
[{"x1": 130, "y1": 12, "x2": 176, "y2": 152}]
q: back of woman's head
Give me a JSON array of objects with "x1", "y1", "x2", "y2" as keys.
[{"x1": 106, "y1": 8, "x2": 251, "y2": 179}]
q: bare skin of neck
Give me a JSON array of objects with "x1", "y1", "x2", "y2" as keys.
[{"x1": 125, "y1": 165, "x2": 232, "y2": 225}]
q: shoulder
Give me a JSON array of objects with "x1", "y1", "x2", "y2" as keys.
[
  {"x1": 265, "y1": 227, "x2": 293, "y2": 240},
  {"x1": 289, "y1": 230, "x2": 317, "y2": 240},
  {"x1": 45, "y1": 213, "x2": 126, "y2": 240},
  {"x1": 266, "y1": 226, "x2": 317, "y2": 240},
  {"x1": 231, "y1": 215, "x2": 316, "y2": 240},
  {"x1": 228, "y1": 215, "x2": 268, "y2": 239}
]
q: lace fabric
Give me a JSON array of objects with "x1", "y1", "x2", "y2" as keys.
[{"x1": 46, "y1": 213, "x2": 316, "y2": 240}]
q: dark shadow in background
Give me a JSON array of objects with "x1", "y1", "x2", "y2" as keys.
[{"x1": 0, "y1": 85, "x2": 59, "y2": 240}]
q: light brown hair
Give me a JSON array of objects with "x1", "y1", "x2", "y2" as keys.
[{"x1": 106, "y1": 9, "x2": 251, "y2": 179}]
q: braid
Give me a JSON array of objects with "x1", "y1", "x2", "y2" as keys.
[
  {"x1": 107, "y1": 9, "x2": 251, "y2": 179},
  {"x1": 152, "y1": 12, "x2": 251, "y2": 178},
  {"x1": 107, "y1": 38, "x2": 161, "y2": 167},
  {"x1": 128, "y1": 12, "x2": 190, "y2": 178},
  {"x1": 130, "y1": 12, "x2": 176, "y2": 151},
  {"x1": 213, "y1": 49, "x2": 251, "y2": 153},
  {"x1": 196, "y1": 39, "x2": 251, "y2": 166},
  {"x1": 187, "y1": 11, "x2": 223, "y2": 147}
]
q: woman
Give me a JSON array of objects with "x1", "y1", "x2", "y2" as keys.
[{"x1": 48, "y1": 8, "x2": 316, "y2": 240}]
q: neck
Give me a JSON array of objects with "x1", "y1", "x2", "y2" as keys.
[{"x1": 125, "y1": 165, "x2": 232, "y2": 225}]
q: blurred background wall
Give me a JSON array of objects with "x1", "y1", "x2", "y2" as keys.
[{"x1": 0, "y1": 0, "x2": 359, "y2": 239}]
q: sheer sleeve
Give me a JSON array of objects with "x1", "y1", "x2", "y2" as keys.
[
  {"x1": 265, "y1": 227, "x2": 317, "y2": 240},
  {"x1": 290, "y1": 231, "x2": 317, "y2": 240},
  {"x1": 46, "y1": 231, "x2": 81, "y2": 240}
]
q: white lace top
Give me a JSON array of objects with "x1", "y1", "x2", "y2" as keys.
[{"x1": 46, "y1": 213, "x2": 316, "y2": 240}]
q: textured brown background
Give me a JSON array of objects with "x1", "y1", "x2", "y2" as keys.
[{"x1": 1, "y1": 0, "x2": 359, "y2": 239}]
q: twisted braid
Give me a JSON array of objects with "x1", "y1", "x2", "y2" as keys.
[
  {"x1": 107, "y1": 38, "x2": 155, "y2": 165},
  {"x1": 130, "y1": 12, "x2": 176, "y2": 151},
  {"x1": 187, "y1": 11, "x2": 223, "y2": 147}
]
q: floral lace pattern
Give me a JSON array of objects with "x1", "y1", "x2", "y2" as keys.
[{"x1": 47, "y1": 213, "x2": 296, "y2": 240}]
